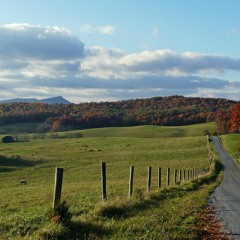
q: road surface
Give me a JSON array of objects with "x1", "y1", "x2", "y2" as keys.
[{"x1": 210, "y1": 136, "x2": 240, "y2": 239}]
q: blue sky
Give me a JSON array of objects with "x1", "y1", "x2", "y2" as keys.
[{"x1": 0, "y1": 0, "x2": 240, "y2": 103}]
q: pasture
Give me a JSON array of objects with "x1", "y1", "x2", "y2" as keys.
[
  {"x1": 77, "y1": 122, "x2": 216, "y2": 138},
  {"x1": 0, "y1": 123, "x2": 219, "y2": 239},
  {"x1": 221, "y1": 134, "x2": 240, "y2": 165}
]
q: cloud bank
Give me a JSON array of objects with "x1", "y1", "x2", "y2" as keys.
[{"x1": 0, "y1": 23, "x2": 239, "y2": 103}]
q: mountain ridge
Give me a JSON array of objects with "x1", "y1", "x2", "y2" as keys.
[{"x1": 0, "y1": 96, "x2": 71, "y2": 104}]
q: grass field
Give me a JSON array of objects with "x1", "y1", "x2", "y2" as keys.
[
  {"x1": 0, "y1": 123, "x2": 219, "y2": 239},
  {"x1": 77, "y1": 122, "x2": 216, "y2": 138},
  {"x1": 221, "y1": 134, "x2": 240, "y2": 165},
  {"x1": 0, "y1": 122, "x2": 216, "y2": 137}
]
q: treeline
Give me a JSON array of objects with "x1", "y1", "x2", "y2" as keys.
[
  {"x1": 215, "y1": 103, "x2": 240, "y2": 134},
  {"x1": 0, "y1": 96, "x2": 238, "y2": 131}
]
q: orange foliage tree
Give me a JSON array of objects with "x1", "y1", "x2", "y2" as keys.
[{"x1": 227, "y1": 104, "x2": 240, "y2": 133}]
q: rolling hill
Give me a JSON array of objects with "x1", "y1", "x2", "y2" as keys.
[
  {"x1": 0, "y1": 96, "x2": 71, "y2": 104},
  {"x1": 0, "y1": 95, "x2": 238, "y2": 129}
]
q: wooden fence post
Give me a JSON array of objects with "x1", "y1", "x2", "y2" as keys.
[
  {"x1": 167, "y1": 168, "x2": 170, "y2": 186},
  {"x1": 174, "y1": 169, "x2": 177, "y2": 184},
  {"x1": 53, "y1": 167, "x2": 63, "y2": 209},
  {"x1": 102, "y1": 162, "x2": 107, "y2": 200},
  {"x1": 147, "y1": 166, "x2": 152, "y2": 192},
  {"x1": 183, "y1": 170, "x2": 186, "y2": 181},
  {"x1": 158, "y1": 167, "x2": 161, "y2": 188},
  {"x1": 129, "y1": 166, "x2": 134, "y2": 197},
  {"x1": 179, "y1": 169, "x2": 182, "y2": 183}
]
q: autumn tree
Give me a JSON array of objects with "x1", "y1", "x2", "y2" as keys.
[
  {"x1": 215, "y1": 110, "x2": 230, "y2": 134},
  {"x1": 227, "y1": 104, "x2": 240, "y2": 133}
]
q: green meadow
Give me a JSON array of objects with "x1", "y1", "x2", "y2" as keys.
[
  {"x1": 0, "y1": 123, "x2": 220, "y2": 239},
  {"x1": 0, "y1": 121, "x2": 216, "y2": 137},
  {"x1": 221, "y1": 134, "x2": 240, "y2": 165},
  {"x1": 56, "y1": 122, "x2": 216, "y2": 138}
]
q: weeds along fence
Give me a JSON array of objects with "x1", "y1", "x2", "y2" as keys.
[{"x1": 53, "y1": 163, "x2": 211, "y2": 207}]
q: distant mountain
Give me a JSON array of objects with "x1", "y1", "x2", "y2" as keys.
[
  {"x1": 39, "y1": 96, "x2": 71, "y2": 104},
  {"x1": 0, "y1": 96, "x2": 71, "y2": 104}
]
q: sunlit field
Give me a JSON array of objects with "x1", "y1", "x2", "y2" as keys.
[{"x1": 0, "y1": 124, "x2": 218, "y2": 239}]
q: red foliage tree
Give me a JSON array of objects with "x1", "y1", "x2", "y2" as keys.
[
  {"x1": 215, "y1": 110, "x2": 230, "y2": 134},
  {"x1": 227, "y1": 104, "x2": 240, "y2": 133}
]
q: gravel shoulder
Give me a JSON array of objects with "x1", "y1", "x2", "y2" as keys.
[{"x1": 210, "y1": 136, "x2": 240, "y2": 239}]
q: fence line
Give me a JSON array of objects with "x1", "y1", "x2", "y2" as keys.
[{"x1": 52, "y1": 164, "x2": 212, "y2": 206}]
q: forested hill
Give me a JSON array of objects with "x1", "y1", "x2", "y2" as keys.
[{"x1": 0, "y1": 96, "x2": 238, "y2": 129}]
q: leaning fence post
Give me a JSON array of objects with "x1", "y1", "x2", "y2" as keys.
[
  {"x1": 53, "y1": 167, "x2": 64, "y2": 209},
  {"x1": 167, "y1": 168, "x2": 170, "y2": 186},
  {"x1": 147, "y1": 166, "x2": 152, "y2": 192},
  {"x1": 129, "y1": 166, "x2": 134, "y2": 197},
  {"x1": 102, "y1": 162, "x2": 107, "y2": 200},
  {"x1": 158, "y1": 167, "x2": 161, "y2": 188}
]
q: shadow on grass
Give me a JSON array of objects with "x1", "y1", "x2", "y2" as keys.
[
  {"x1": 68, "y1": 221, "x2": 110, "y2": 240},
  {"x1": 0, "y1": 155, "x2": 42, "y2": 172}
]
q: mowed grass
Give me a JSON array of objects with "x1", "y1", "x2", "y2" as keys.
[{"x1": 0, "y1": 124, "x2": 216, "y2": 239}]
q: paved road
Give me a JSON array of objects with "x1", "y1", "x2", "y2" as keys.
[{"x1": 210, "y1": 136, "x2": 240, "y2": 239}]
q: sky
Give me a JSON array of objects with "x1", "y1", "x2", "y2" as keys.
[{"x1": 0, "y1": 0, "x2": 240, "y2": 103}]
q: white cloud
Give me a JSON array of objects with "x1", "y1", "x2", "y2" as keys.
[
  {"x1": 81, "y1": 48, "x2": 240, "y2": 79},
  {"x1": 80, "y1": 24, "x2": 94, "y2": 34},
  {"x1": 0, "y1": 23, "x2": 240, "y2": 102},
  {"x1": 98, "y1": 25, "x2": 116, "y2": 35},
  {"x1": 0, "y1": 24, "x2": 84, "y2": 60},
  {"x1": 80, "y1": 24, "x2": 116, "y2": 35},
  {"x1": 3, "y1": 23, "x2": 35, "y2": 31}
]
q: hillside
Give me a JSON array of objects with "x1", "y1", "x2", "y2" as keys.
[
  {"x1": 0, "y1": 96, "x2": 71, "y2": 104},
  {"x1": 0, "y1": 95, "x2": 237, "y2": 129},
  {"x1": 77, "y1": 122, "x2": 216, "y2": 138}
]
